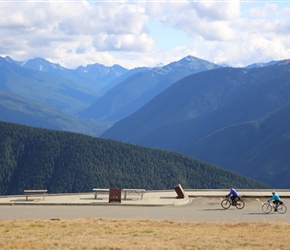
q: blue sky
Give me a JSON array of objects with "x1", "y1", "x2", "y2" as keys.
[
  {"x1": 0, "y1": 0, "x2": 290, "y2": 69},
  {"x1": 147, "y1": 21, "x2": 193, "y2": 50}
]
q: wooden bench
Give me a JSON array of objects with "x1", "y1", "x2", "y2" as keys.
[
  {"x1": 122, "y1": 189, "x2": 146, "y2": 200},
  {"x1": 24, "y1": 190, "x2": 48, "y2": 201},
  {"x1": 92, "y1": 188, "x2": 110, "y2": 199}
]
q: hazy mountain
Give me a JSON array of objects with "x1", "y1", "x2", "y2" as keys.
[
  {"x1": 74, "y1": 63, "x2": 129, "y2": 93},
  {"x1": 101, "y1": 60, "x2": 290, "y2": 188},
  {"x1": 0, "y1": 56, "x2": 151, "y2": 136},
  {"x1": 0, "y1": 90, "x2": 108, "y2": 136},
  {"x1": 245, "y1": 60, "x2": 280, "y2": 69},
  {"x1": 100, "y1": 66, "x2": 151, "y2": 93},
  {"x1": 19, "y1": 57, "x2": 149, "y2": 95},
  {"x1": 79, "y1": 55, "x2": 222, "y2": 122},
  {"x1": 188, "y1": 103, "x2": 290, "y2": 188},
  {"x1": 0, "y1": 57, "x2": 99, "y2": 114},
  {"x1": 21, "y1": 57, "x2": 66, "y2": 72}
]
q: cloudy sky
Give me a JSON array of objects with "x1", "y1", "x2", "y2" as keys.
[{"x1": 1, "y1": 0, "x2": 290, "y2": 69}]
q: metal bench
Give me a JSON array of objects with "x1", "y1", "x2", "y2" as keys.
[
  {"x1": 122, "y1": 189, "x2": 146, "y2": 200},
  {"x1": 92, "y1": 188, "x2": 110, "y2": 199},
  {"x1": 24, "y1": 190, "x2": 48, "y2": 201}
]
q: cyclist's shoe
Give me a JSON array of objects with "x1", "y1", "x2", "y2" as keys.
[{"x1": 274, "y1": 208, "x2": 278, "y2": 212}]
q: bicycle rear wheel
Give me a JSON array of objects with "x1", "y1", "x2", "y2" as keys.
[
  {"x1": 221, "y1": 199, "x2": 231, "y2": 209},
  {"x1": 262, "y1": 203, "x2": 272, "y2": 213},
  {"x1": 236, "y1": 200, "x2": 245, "y2": 209},
  {"x1": 277, "y1": 204, "x2": 287, "y2": 214}
]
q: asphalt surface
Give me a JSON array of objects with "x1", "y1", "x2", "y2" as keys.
[
  {"x1": 0, "y1": 197, "x2": 290, "y2": 222},
  {"x1": 1, "y1": 190, "x2": 290, "y2": 222}
]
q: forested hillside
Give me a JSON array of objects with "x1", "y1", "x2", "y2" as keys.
[
  {"x1": 102, "y1": 60, "x2": 290, "y2": 188},
  {"x1": 0, "y1": 90, "x2": 107, "y2": 136},
  {"x1": 0, "y1": 121, "x2": 269, "y2": 195},
  {"x1": 188, "y1": 103, "x2": 290, "y2": 188}
]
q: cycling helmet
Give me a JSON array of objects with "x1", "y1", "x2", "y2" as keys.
[{"x1": 272, "y1": 191, "x2": 275, "y2": 194}]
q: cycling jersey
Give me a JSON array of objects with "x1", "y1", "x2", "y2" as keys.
[
  {"x1": 228, "y1": 188, "x2": 238, "y2": 197},
  {"x1": 269, "y1": 193, "x2": 281, "y2": 201}
]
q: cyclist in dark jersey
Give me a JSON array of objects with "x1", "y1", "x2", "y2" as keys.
[{"x1": 226, "y1": 186, "x2": 239, "y2": 205}]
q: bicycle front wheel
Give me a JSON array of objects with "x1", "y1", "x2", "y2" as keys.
[
  {"x1": 262, "y1": 203, "x2": 272, "y2": 213},
  {"x1": 236, "y1": 200, "x2": 245, "y2": 209},
  {"x1": 277, "y1": 204, "x2": 287, "y2": 214},
  {"x1": 221, "y1": 199, "x2": 231, "y2": 209}
]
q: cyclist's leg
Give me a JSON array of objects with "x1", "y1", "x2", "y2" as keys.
[
  {"x1": 274, "y1": 200, "x2": 279, "y2": 211},
  {"x1": 232, "y1": 196, "x2": 237, "y2": 205}
]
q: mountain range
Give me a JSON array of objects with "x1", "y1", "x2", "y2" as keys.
[
  {"x1": 79, "y1": 56, "x2": 221, "y2": 122},
  {"x1": 0, "y1": 55, "x2": 221, "y2": 134},
  {"x1": 101, "y1": 60, "x2": 290, "y2": 188},
  {"x1": 1, "y1": 55, "x2": 289, "y2": 188}
]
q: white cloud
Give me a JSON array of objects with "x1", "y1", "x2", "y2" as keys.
[
  {"x1": 248, "y1": 4, "x2": 278, "y2": 19},
  {"x1": 92, "y1": 33, "x2": 154, "y2": 51},
  {"x1": 191, "y1": 0, "x2": 241, "y2": 21},
  {"x1": 0, "y1": 1, "x2": 290, "y2": 69}
]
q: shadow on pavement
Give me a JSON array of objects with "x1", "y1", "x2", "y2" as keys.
[
  {"x1": 246, "y1": 212, "x2": 273, "y2": 216},
  {"x1": 9, "y1": 198, "x2": 41, "y2": 202},
  {"x1": 200, "y1": 208, "x2": 227, "y2": 211}
]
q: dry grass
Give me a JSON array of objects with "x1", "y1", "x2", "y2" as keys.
[{"x1": 0, "y1": 218, "x2": 290, "y2": 249}]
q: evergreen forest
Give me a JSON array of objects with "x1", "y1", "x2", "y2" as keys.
[{"x1": 0, "y1": 121, "x2": 270, "y2": 195}]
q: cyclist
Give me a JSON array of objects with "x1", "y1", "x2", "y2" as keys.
[
  {"x1": 226, "y1": 186, "x2": 239, "y2": 205},
  {"x1": 268, "y1": 191, "x2": 282, "y2": 212}
]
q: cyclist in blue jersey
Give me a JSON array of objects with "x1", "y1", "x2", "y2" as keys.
[
  {"x1": 226, "y1": 186, "x2": 239, "y2": 205},
  {"x1": 268, "y1": 191, "x2": 282, "y2": 212}
]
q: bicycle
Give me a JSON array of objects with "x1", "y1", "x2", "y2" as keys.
[
  {"x1": 221, "y1": 196, "x2": 245, "y2": 209},
  {"x1": 262, "y1": 201, "x2": 287, "y2": 214}
]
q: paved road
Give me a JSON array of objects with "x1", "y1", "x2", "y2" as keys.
[{"x1": 1, "y1": 197, "x2": 289, "y2": 222}]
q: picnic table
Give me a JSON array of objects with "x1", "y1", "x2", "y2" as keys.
[
  {"x1": 92, "y1": 188, "x2": 146, "y2": 200},
  {"x1": 122, "y1": 189, "x2": 146, "y2": 200}
]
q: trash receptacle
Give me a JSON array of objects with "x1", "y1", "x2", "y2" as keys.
[{"x1": 109, "y1": 188, "x2": 121, "y2": 203}]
